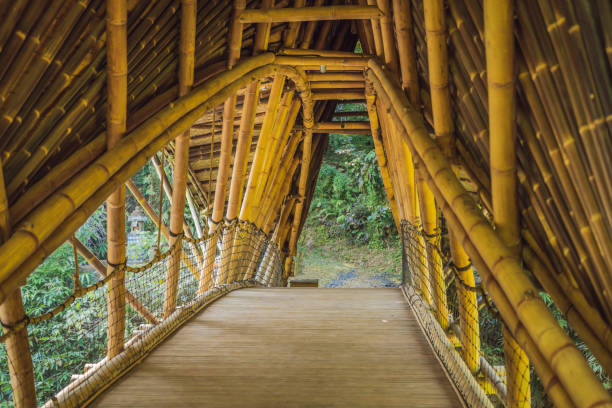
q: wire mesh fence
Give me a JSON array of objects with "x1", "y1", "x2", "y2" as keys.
[
  {"x1": 401, "y1": 220, "x2": 538, "y2": 408},
  {"x1": 1, "y1": 220, "x2": 283, "y2": 407}
]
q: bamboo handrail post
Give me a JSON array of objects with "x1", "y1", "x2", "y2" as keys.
[
  {"x1": 163, "y1": 0, "x2": 197, "y2": 319},
  {"x1": 0, "y1": 163, "x2": 36, "y2": 407},
  {"x1": 106, "y1": 0, "x2": 128, "y2": 359}
]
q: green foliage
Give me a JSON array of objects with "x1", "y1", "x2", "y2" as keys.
[{"x1": 308, "y1": 123, "x2": 395, "y2": 247}]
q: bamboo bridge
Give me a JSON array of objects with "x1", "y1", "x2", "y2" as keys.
[{"x1": 0, "y1": 1, "x2": 611, "y2": 407}]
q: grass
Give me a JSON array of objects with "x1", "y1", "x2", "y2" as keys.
[{"x1": 294, "y1": 224, "x2": 402, "y2": 288}]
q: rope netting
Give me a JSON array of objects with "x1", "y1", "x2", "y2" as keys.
[
  {"x1": 0, "y1": 220, "x2": 283, "y2": 407},
  {"x1": 401, "y1": 220, "x2": 539, "y2": 408}
]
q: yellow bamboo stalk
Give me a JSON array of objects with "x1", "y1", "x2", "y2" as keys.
[
  {"x1": 367, "y1": 61, "x2": 612, "y2": 407},
  {"x1": 288, "y1": 129, "x2": 313, "y2": 263},
  {"x1": 106, "y1": 0, "x2": 128, "y2": 359},
  {"x1": 201, "y1": 0, "x2": 245, "y2": 290},
  {"x1": 0, "y1": 163, "x2": 36, "y2": 407},
  {"x1": 164, "y1": 0, "x2": 197, "y2": 319},
  {"x1": 238, "y1": 5, "x2": 382, "y2": 23},
  {"x1": 392, "y1": 0, "x2": 419, "y2": 104},
  {"x1": 275, "y1": 55, "x2": 369, "y2": 67},
  {"x1": 377, "y1": 0, "x2": 399, "y2": 75},
  {"x1": 365, "y1": 89, "x2": 400, "y2": 230},
  {"x1": 367, "y1": 0, "x2": 384, "y2": 58},
  {"x1": 485, "y1": 1, "x2": 530, "y2": 405},
  {"x1": 422, "y1": 0, "x2": 453, "y2": 156}
]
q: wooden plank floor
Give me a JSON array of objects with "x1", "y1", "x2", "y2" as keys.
[{"x1": 92, "y1": 288, "x2": 462, "y2": 407}]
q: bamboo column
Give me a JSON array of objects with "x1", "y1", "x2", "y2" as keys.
[
  {"x1": 200, "y1": 0, "x2": 245, "y2": 291},
  {"x1": 164, "y1": 0, "x2": 197, "y2": 318},
  {"x1": 219, "y1": 0, "x2": 275, "y2": 284},
  {"x1": 485, "y1": 0, "x2": 530, "y2": 405},
  {"x1": 377, "y1": 0, "x2": 399, "y2": 75},
  {"x1": 106, "y1": 0, "x2": 128, "y2": 359},
  {"x1": 365, "y1": 88, "x2": 400, "y2": 230},
  {"x1": 0, "y1": 165, "x2": 36, "y2": 408}
]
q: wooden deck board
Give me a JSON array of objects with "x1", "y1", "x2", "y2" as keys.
[{"x1": 91, "y1": 288, "x2": 462, "y2": 407}]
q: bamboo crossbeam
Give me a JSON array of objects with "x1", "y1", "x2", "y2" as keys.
[
  {"x1": 307, "y1": 73, "x2": 364, "y2": 82},
  {"x1": 67, "y1": 236, "x2": 159, "y2": 325},
  {"x1": 106, "y1": 0, "x2": 128, "y2": 360},
  {"x1": 310, "y1": 81, "x2": 365, "y2": 89},
  {"x1": 312, "y1": 91, "x2": 365, "y2": 100},
  {"x1": 280, "y1": 48, "x2": 371, "y2": 58},
  {"x1": 312, "y1": 129, "x2": 371, "y2": 135},
  {"x1": 238, "y1": 5, "x2": 382, "y2": 23},
  {"x1": 313, "y1": 122, "x2": 370, "y2": 130},
  {"x1": 366, "y1": 60, "x2": 612, "y2": 408},
  {"x1": 276, "y1": 55, "x2": 369, "y2": 67}
]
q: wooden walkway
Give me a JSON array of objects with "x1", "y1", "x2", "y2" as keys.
[{"x1": 92, "y1": 288, "x2": 462, "y2": 407}]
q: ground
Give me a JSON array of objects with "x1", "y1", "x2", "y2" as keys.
[{"x1": 293, "y1": 224, "x2": 402, "y2": 288}]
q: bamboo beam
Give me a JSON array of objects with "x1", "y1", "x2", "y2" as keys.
[
  {"x1": 309, "y1": 81, "x2": 365, "y2": 89},
  {"x1": 312, "y1": 91, "x2": 365, "y2": 100},
  {"x1": 0, "y1": 164, "x2": 36, "y2": 407},
  {"x1": 163, "y1": 0, "x2": 197, "y2": 319},
  {"x1": 106, "y1": 0, "x2": 128, "y2": 359},
  {"x1": 275, "y1": 55, "x2": 369, "y2": 67},
  {"x1": 313, "y1": 122, "x2": 370, "y2": 130},
  {"x1": 367, "y1": 60, "x2": 612, "y2": 408},
  {"x1": 280, "y1": 48, "x2": 371, "y2": 58},
  {"x1": 238, "y1": 5, "x2": 382, "y2": 23},
  {"x1": 307, "y1": 72, "x2": 364, "y2": 82},
  {"x1": 485, "y1": 1, "x2": 530, "y2": 406},
  {"x1": 67, "y1": 236, "x2": 160, "y2": 325}
]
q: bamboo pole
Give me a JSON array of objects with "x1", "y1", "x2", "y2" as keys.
[
  {"x1": 201, "y1": 0, "x2": 245, "y2": 290},
  {"x1": 219, "y1": 0, "x2": 274, "y2": 284},
  {"x1": 106, "y1": 0, "x2": 128, "y2": 359},
  {"x1": 485, "y1": 1, "x2": 530, "y2": 405},
  {"x1": 367, "y1": 61, "x2": 612, "y2": 407},
  {"x1": 0, "y1": 164, "x2": 36, "y2": 407},
  {"x1": 238, "y1": 5, "x2": 382, "y2": 23},
  {"x1": 67, "y1": 236, "x2": 159, "y2": 325},
  {"x1": 163, "y1": 0, "x2": 197, "y2": 319},
  {"x1": 377, "y1": 0, "x2": 399, "y2": 75},
  {"x1": 392, "y1": 0, "x2": 419, "y2": 104}
]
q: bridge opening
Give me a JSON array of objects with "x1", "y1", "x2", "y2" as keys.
[{"x1": 294, "y1": 102, "x2": 402, "y2": 288}]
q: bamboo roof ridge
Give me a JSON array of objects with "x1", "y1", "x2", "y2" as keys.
[{"x1": 0, "y1": 0, "x2": 612, "y2": 407}]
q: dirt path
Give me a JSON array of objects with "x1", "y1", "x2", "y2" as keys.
[{"x1": 294, "y1": 226, "x2": 402, "y2": 288}]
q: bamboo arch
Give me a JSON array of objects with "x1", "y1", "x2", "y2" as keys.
[{"x1": 0, "y1": 53, "x2": 317, "y2": 305}]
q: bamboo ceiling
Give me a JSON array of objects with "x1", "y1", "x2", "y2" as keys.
[{"x1": 1, "y1": 0, "x2": 612, "y2": 392}]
